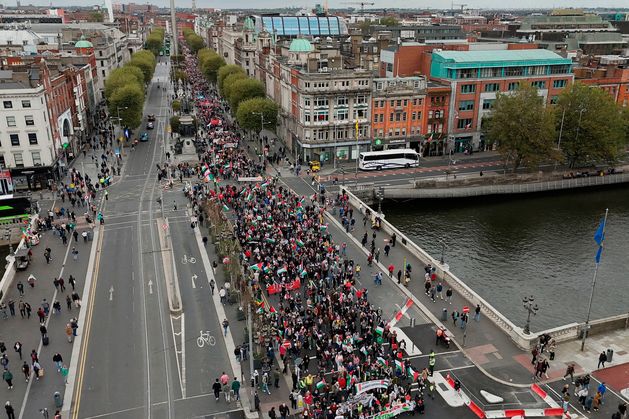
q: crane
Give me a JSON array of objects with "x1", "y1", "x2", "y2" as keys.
[
  {"x1": 341, "y1": 1, "x2": 375, "y2": 14},
  {"x1": 451, "y1": 2, "x2": 467, "y2": 13}
]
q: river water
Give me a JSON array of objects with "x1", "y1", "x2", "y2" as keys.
[{"x1": 384, "y1": 186, "x2": 629, "y2": 331}]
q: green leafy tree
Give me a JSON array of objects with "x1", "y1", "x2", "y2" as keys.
[
  {"x1": 87, "y1": 12, "x2": 103, "y2": 22},
  {"x1": 108, "y1": 84, "x2": 145, "y2": 129},
  {"x1": 221, "y1": 72, "x2": 248, "y2": 101},
  {"x1": 170, "y1": 116, "x2": 181, "y2": 134},
  {"x1": 226, "y1": 78, "x2": 265, "y2": 112},
  {"x1": 486, "y1": 84, "x2": 558, "y2": 172},
  {"x1": 201, "y1": 54, "x2": 226, "y2": 83},
  {"x1": 174, "y1": 70, "x2": 187, "y2": 83},
  {"x1": 128, "y1": 50, "x2": 156, "y2": 83},
  {"x1": 145, "y1": 30, "x2": 165, "y2": 56},
  {"x1": 236, "y1": 98, "x2": 278, "y2": 133},
  {"x1": 172, "y1": 100, "x2": 181, "y2": 113},
  {"x1": 104, "y1": 66, "x2": 144, "y2": 101},
  {"x1": 556, "y1": 82, "x2": 627, "y2": 168},
  {"x1": 218, "y1": 64, "x2": 245, "y2": 93},
  {"x1": 184, "y1": 30, "x2": 205, "y2": 54},
  {"x1": 380, "y1": 16, "x2": 399, "y2": 26}
]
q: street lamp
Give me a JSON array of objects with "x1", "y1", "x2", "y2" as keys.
[
  {"x1": 522, "y1": 295, "x2": 539, "y2": 335},
  {"x1": 116, "y1": 106, "x2": 128, "y2": 142},
  {"x1": 376, "y1": 187, "x2": 384, "y2": 216}
]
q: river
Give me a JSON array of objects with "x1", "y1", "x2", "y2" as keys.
[{"x1": 384, "y1": 186, "x2": 629, "y2": 331}]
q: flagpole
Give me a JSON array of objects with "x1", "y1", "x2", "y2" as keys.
[{"x1": 581, "y1": 208, "x2": 609, "y2": 352}]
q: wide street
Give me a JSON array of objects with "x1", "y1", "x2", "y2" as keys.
[{"x1": 67, "y1": 58, "x2": 241, "y2": 419}]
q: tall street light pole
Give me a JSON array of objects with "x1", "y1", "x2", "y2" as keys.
[
  {"x1": 170, "y1": 0, "x2": 178, "y2": 58},
  {"x1": 116, "y1": 106, "x2": 128, "y2": 149},
  {"x1": 522, "y1": 295, "x2": 538, "y2": 335}
]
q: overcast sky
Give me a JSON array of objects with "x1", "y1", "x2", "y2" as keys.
[{"x1": 34, "y1": 0, "x2": 629, "y2": 10}]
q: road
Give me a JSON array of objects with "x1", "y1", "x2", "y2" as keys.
[{"x1": 68, "y1": 58, "x2": 239, "y2": 419}]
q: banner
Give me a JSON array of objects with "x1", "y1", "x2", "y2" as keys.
[
  {"x1": 336, "y1": 393, "x2": 376, "y2": 415},
  {"x1": 370, "y1": 402, "x2": 416, "y2": 419},
  {"x1": 355, "y1": 379, "x2": 391, "y2": 395},
  {"x1": 285, "y1": 278, "x2": 301, "y2": 291},
  {"x1": 238, "y1": 176, "x2": 265, "y2": 182}
]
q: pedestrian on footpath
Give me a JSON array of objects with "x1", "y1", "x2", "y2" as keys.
[
  {"x1": 273, "y1": 366, "x2": 281, "y2": 388},
  {"x1": 598, "y1": 351, "x2": 607, "y2": 369},
  {"x1": 474, "y1": 304, "x2": 481, "y2": 321},
  {"x1": 68, "y1": 275, "x2": 76, "y2": 290},
  {"x1": 7, "y1": 300, "x2": 14, "y2": 317},
  {"x1": 72, "y1": 247, "x2": 79, "y2": 261},
  {"x1": 5, "y1": 401, "x2": 15, "y2": 419},
  {"x1": 279, "y1": 403, "x2": 290, "y2": 419},
  {"x1": 52, "y1": 353, "x2": 63, "y2": 372},
  {"x1": 563, "y1": 363, "x2": 575, "y2": 383},
  {"x1": 16, "y1": 282, "x2": 24, "y2": 297},
  {"x1": 212, "y1": 378, "x2": 221, "y2": 401},
  {"x1": 209, "y1": 279, "x2": 215, "y2": 295},
  {"x1": 446, "y1": 287, "x2": 453, "y2": 304},
  {"x1": 222, "y1": 319, "x2": 229, "y2": 336},
  {"x1": 218, "y1": 287, "x2": 226, "y2": 304}
]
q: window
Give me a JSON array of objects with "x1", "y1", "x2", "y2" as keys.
[
  {"x1": 335, "y1": 96, "x2": 348, "y2": 107},
  {"x1": 457, "y1": 118, "x2": 473, "y2": 129},
  {"x1": 460, "y1": 84, "x2": 476, "y2": 94},
  {"x1": 10, "y1": 134, "x2": 19, "y2": 146},
  {"x1": 314, "y1": 97, "x2": 328, "y2": 107},
  {"x1": 550, "y1": 96, "x2": 559, "y2": 104},
  {"x1": 28, "y1": 133, "x2": 38, "y2": 145},
  {"x1": 412, "y1": 112, "x2": 417, "y2": 120},
  {"x1": 458, "y1": 100, "x2": 474, "y2": 111},
  {"x1": 13, "y1": 152, "x2": 23, "y2": 168},
  {"x1": 303, "y1": 97, "x2": 311, "y2": 106},
  {"x1": 355, "y1": 95, "x2": 367, "y2": 105},
  {"x1": 3, "y1": 101, "x2": 12, "y2": 109},
  {"x1": 396, "y1": 100, "x2": 402, "y2": 107},
  {"x1": 508, "y1": 82, "x2": 519, "y2": 91},
  {"x1": 389, "y1": 113, "x2": 394, "y2": 122},
  {"x1": 505, "y1": 67, "x2": 524, "y2": 77},
  {"x1": 25, "y1": 115, "x2": 34, "y2": 126},
  {"x1": 304, "y1": 111, "x2": 311, "y2": 122},
  {"x1": 484, "y1": 83, "x2": 500, "y2": 92},
  {"x1": 21, "y1": 100, "x2": 31, "y2": 108},
  {"x1": 334, "y1": 108, "x2": 348, "y2": 121},
  {"x1": 553, "y1": 79, "x2": 567, "y2": 88},
  {"x1": 482, "y1": 99, "x2": 495, "y2": 110},
  {"x1": 31, "y1": 151, "x2": 41, "y2": 166},
  {"x1": 354, "y1": 109, "x2": 367, "y2": 119},
  {"x1": 313, "y1": 109, "x2": 328, "y2": 122},
  {"x1": 395, "y1": 112, "x2": 402, "y2": 122},
  {"x1": 531, "y1": 81, "x2": 546, "y2": 89},
  {"x1": 403, "y1": 99, "x2": 408, "y2": 107},
  {"x1": 0, "y1": 154, "x2": 5, "y2": 168},
  {"x1": 6, "y1": 116, "x2": 16, "y2": 127}
]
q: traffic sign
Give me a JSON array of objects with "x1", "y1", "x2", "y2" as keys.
[
  {"x1": 462, "y1": 306, "x2": 470, "y2": 313},
  {"x1": 162, "y1": 223, "x2": 168, "y2": 230}
]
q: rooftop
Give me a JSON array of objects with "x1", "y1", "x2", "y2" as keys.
[{"x1": 433, "y1": 49, "x2": 570, "y2": 64}]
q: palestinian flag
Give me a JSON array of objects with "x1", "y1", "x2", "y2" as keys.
[
  {"x1": 395, "y1": 359, "x2": 405, "y2": 374},
  {"x1": 224, "y1": 163, "x2": 231, "y2": 169},
  {"x1": 260, "y1": 182, "x2": 269, "y2": 189},
  {"x1": 296, "y1": 239, "x2": 305, "y2": 247},
  {"x1": 375, "y1": 326, "x2": 384, "y2": 336},
  {"x1": 263, "y1": 265, "x2": 271, "y2": 273},
  {"x1": 300, "y1": 269, "x2": 308, "y2": 278},
  {"x1": 249, "y1": 263, "x2": 263, "y2": 271},
  {"x1": 407, "y1": 366, "x2": 420, "y2": 381},
  {"x1": 269, "y1": 306, "x2": 277, "y2": 314},
  {"x1": 222, "y1": 204, "x2": 230, "y2": 212},
  {"x1": 377, "y1": 357, "x2": 388, "y2": 367},
  {"x1": 257, "y1": 306, "x2": 265, "y2": 314},
  {"x1": 265, "y1": 238, "x2": 276, "y2": 244},
  {"x1": 246, "y1": 193, "x2": 253, "y2": 202},
  {"x1": 316, "y1": 380, "x2": 326, "y2": 390},
  {"x1": 277, "y1": 267, "x2": 287, "y2": 275},
  {"x1": 319, "y1": 224, "x2": 328, "y2": 231}
]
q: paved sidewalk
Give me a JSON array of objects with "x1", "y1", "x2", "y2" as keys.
[{"x1": 0, "y1": 140, "x2": 125, "y2": 416}]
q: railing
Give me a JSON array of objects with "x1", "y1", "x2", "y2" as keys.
[
  {"x1": 340, "y1": 187, "x2": 627, "y2": 350},
  {"x1": 387, "y1": 172, "x2": 629, "y2": 199}
]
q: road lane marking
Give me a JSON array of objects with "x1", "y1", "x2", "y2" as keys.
[
  {"x1": 191, "y1": 273, "x2": 197, "y2": 289},
  {"x1": 68, "y1": 222, "x2": 105, "y2": 419},
  {"x1": 148, "y1": 280, "x2": 154, "y2": 294},
  {"x1": 109, "y1": 285, "x2": 114, "y2": 301}
]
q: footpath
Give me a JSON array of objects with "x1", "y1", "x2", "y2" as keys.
[{"x1": 0, "y1": 144, "x2": 121, "y2": 418}]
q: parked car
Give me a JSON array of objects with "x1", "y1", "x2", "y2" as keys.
[
  {"x1": 147, "y1": 121, "x2": 154, "y2": 130},
  {"x1": 140, "y1": 132, "x2": 149, "y2": 142}
]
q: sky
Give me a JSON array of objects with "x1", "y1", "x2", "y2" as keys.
[{"x1": 32, "y1": 0, "x2": 629, "y2": 10}]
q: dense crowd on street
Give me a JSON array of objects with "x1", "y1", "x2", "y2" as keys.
[{"x1": 180, "y1": 46, "x2": 435, "y2": 418}]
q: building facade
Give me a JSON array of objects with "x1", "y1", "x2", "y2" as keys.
[{"x1": 430, "y1": 49, "x2": 574, "y2": 152}]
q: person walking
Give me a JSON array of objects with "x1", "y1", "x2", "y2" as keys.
[
  {"x1": 13, "y1": 342, "x2": 21, "y2": 360},
  {"x1": 445, "y1": 287, "x2": 453, "y2": 304},
  {"x1": 68, "y1": 275, "x2": 76, "y2": 291},
  {"x1": 563, "y1": 364, "x2": 575, "y2": 383},
  {"x1": 231, "y1": 377, "x2": 241, "y2": 401},
  {"x1": 21, "y1": 362, "x2": 29, "y2": 382},
  {"x1": 16, "y1": 282, "x2": 24, "y2": 297},
  {"x1": 474, "y1": 304, "x2": 481, "y2": 322},
  {"x1": 279, "y1": 402, "x2": 290, "y2": 419},
  {"x1": 5, "y1": 401, "x2": 15, "y2": 419},
  {"x1": 3, "y1": 368, "x2": 13, "y2": 389},
  {"x1": 209, "y1": 279, "x2": 215, "y2": 295},
  {"x1": 222, "y1": 319, "x2": 229, "y2": 336},
  {"x1": 598, "y1": 351, "x2": 607, "y2": 369},
  {"x1": 212, "y1": 378, "x2": 222, "y2": 401},
  {"x1": 71, "y1": 247, "x2": 79, "y2": 261},
  {"x1": 52, "y1": 353, "x2": 63, "y2": 372}
]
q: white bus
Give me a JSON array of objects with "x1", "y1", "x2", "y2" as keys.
[{"x1": 358, "y1": 149, "x2": 420, "y2": 171}]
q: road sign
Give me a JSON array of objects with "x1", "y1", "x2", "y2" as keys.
[
  {"x1": 162, "y1": 223, "x2": 168, "y2": 230},
  {"x1": 462, "y1": 306, "x2": 470, "y2": 313}
]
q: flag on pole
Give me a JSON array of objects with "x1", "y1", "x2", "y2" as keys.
[
  {"x1": 377, "y1": 357, "x2": 388, "y2": 367},
  {"x1": 394, "y1": 359, "x2": 405, "y2": 374},
  {"x1": 375, "y1": 326, "x2": 384, "y2": 336},
  {"x1": 316, "y1": 380, "x2": 326, "y2": 390},
  {"x1": 407, "y1": 366, "x2": 420, "y2": 381},
  {"x1": 249, "y1": 263, "x2": 263, "y2": 271},
  {"x1": 222, "y1": 204, "x2": 230, "y2": 212},
  {"x1": 277, "y1": 267, "x2": 287, "y2": 275},
  {"x1": 594, "y1": 215, "x2": 607, "y2": 263}
]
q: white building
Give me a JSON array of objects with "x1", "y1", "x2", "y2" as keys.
[{"x1": 0, "y1": 80, "x2": 55, "y2": 178}]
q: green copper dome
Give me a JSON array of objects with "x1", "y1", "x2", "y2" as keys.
[
  {"x1": 244, "y1": 17, "x2": 255, "y2": 31},
  {"x1": 288, "y1": 38, "x2": 313, "y2": 53},
  {"x1": 75, "y1": 35, "x2": 93, "y2": 48}
]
